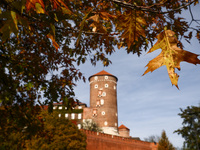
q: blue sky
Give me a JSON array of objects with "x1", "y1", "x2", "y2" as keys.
[{"x1": 73, "y1": 4, "x2": 200, "y2": 148}]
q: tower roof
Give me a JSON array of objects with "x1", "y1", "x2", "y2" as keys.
[
  {"x1": 88, "y1": 70, "x2": 118, "y2": 81},
  {"x1": 118, "y1": 124, "x2": 130, "y2": 130}
]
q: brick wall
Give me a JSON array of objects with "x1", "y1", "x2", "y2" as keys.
[{"x1": 82, "y1": 130, "x2": 158, "y2": 150}]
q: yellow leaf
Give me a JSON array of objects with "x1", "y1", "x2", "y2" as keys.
[
  {"x1": 143, "y1": 30, "x2": 200, "y2": 88},
  {"x1": 35, "y1": 3, "x2": 45, "y2": 14},
  {"x1": 11, "y1": 11, "x2": 18, "y2": 31},
  {"x1": 116, "y1": 10, "x2": 146, "y2": 49},
  {"x1": 26, "y1": 0, "x2": 45, "y2": 13},
  {"x1": 47, "y1": 34, "x2": 59, "y2": 51}
]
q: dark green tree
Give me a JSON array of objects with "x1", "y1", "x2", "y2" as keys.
[
  {"x1": 158, "y1": 130, "x2": 175, "y2": 150},
  {"x1": 144, "y1": 135, "x2": 160, "y2": 143},
  {"x1": 82, "y1": 120, "x2": 102, "y2": 132},
  {"x1": 174, "y1": 105, "x2": 200, "y2": 150},
  {"x1": 25, "y1": 111, "x2": 87, "y2": 150}
]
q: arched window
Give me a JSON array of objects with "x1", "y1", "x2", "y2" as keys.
[
  {"x1": 71, "y1": 113, "x2": 75, "y2": 119},
  {"x1": 65, "y1": 113, "x2": 68, "y2": 118},
  {"x1": 78, "y1": 113, "x2": 82, "y2": 119},
  {"x1": 104, "y1": 121, "x2": 108, "y2": 126},
  {"x1": 100, "y1": 99, "x2": 104, "y2": 105}
]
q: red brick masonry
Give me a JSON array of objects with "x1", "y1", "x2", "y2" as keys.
[{"x1": 82, "y1": 130, "x2": 158, "y2": 150}]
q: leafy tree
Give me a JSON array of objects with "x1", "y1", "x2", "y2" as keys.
[
  {"x1": 144, "y1": 135, "x2": 160, "y2": 143},
  {"x1": 0, "y1": 110, "x2": 86, "y2": 150},
  {"x1": 1, "y1": 0, "x2": 200, "y2": 147},
  {"x1": 25, "y1": 111, "x2": 86, "y2": 150},
  {"x1": 82, "y1": 120, "x2": 102, "y2": 132},
  {"x1": 174, "y1": 105, "x2": 200, "y2": 150},
  {"x1": 158, "y1": 130, "x2": 175, "y2": 150}
]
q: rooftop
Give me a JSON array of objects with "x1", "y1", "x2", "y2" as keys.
[
  {"x1": 118, "y1": 124, "x2": 130, "y2": 130},
  {"x1": 89, "y1": 70, "x2": 118, "y2": 81}
]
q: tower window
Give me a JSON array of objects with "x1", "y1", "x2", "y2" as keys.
[
  {"x1": 105, "y1": 76, "x2": 108, "y2": 79},
  {"x1": 58, "y1": 114, "x2": 61, "y2": 117},
  {"x1": 105, "y1": 84, "x2": 108, "y2": 88},
  {"x1": 94, "y1": 84, "x2": 98, "y2": 88},
  {"x1": 102, "y1": 92, "x2": 106, "y2": 96},
  {"x1": 100, "y1": 99, "x2": 104, "y2": 105},
  {"x1": 94, "y1": 76, "x2": 98, "y2": 80},
  {"x1": 104, "y1": 121, "x2": 108, "y2": 126},
  {"x1": 96, "y1": 100, "x2": 100, "y2": 106},
  {"x1": 78, "y1": 106, "x2": 82, "y2": 109},
  {"x1": 102, "y1": 111, "x2": 105, "y2": 115},
  {"x1": 53, "y1": 106, "x2": 56, "y2": 109},
  {"x1": 98, "y1": 90, "x2": 102, "y2": 97},
  {"x1": 58, "y1": 106, "x2": 62, "y2": 110},
  {"x1": 114, "y1": 86, "x2": 116, "y2": 90},
  {"x1": 93, "y1": 108, "x2": 97, "y2": 117},
  {"x1": 115, "y1": 123, "x2": 117, "y2": 127}
]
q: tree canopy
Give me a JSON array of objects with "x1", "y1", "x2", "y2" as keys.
[
  {"x1": 0, "y1": 110, "x2": 87, "y2": 150},
  {"x1": 174, "y1": 105, "x2": 200, "y2": 150}
]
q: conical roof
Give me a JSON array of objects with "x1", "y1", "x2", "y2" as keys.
[
  {"x1": 118, "y1": 124, "x2": 130, "y2": 130},
  {"x1": 88, "y1": 70, "x2": 118, "y2": 81}
]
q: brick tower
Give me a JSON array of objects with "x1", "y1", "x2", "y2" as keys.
[{"x1": 86, "y1": 70, "x2": 118, "y2": 135}]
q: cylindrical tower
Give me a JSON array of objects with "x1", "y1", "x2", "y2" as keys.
[{"x1": 88, "y1": 70, "x2": 118, "y2": 135}]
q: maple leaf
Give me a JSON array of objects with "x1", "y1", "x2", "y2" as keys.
[
  {"x1": 87, "y1": 11, "x2": 116, "y2": 33},
  {"x1": 26, "y1": 0, "x2": 45, "y2": 13},
  {"x1": 143, "y1": 30, "x2": 200, "y2": 89},
  {"x1": 116, "y1": 10, "x2": 146, "y2": 49}
]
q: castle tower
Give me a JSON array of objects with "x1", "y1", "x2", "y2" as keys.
[{"x1": 88, "y1": 70, "x2": 118, "y2": 135}]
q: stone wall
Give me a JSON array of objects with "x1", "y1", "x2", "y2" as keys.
[{"x1": 82, "y1": 130, "x2": 158, "y2": 150}]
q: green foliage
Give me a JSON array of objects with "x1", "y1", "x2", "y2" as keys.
[
  {"x1": 174, "y1": 105, "x2": 200, "y2": 150},
  {"x1": 158, "y1": 130, "x2": 175, "y2": 150},
  {"x1": 144, "y1": 135, "x2": 160, "y2": 143},
  {"x1": 0, "y1": 109, "x2": 86, "y2": 150},
  {"x1": 82, "y1": 120, "x2": 102, "y2": 132},
  {"x1": 25, "y1": 111, "x2": 86, "y2": 150}
]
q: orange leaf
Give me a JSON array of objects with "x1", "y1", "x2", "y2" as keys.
[
  {"x1": 47, "y1": 34, "x2": 59, "y2": 51},
  {"x1": 26, "y1": 0, "x2": 45, "y2": 13},
  {"x1": 143, "y1": 30, "x2": 200, "y2": 88}
]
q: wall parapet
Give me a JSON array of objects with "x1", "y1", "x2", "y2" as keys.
[{"x1": 81, "y1": 129, "x2": 158, "y2": 150}]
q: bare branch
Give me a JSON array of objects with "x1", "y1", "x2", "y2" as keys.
[{"x1": 112, "y1": 0, "x2": 196, "y2": 14}]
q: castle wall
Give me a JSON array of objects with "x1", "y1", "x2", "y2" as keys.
[{"x1": 82, "y1": 130, "x2": 158, "y2": 150}]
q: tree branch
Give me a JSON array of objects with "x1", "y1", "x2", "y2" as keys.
[{"x1": 112, "y1": 0, "x2": 195, "y2": 14}]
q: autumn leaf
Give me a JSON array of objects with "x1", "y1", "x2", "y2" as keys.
[
  {"x1": 143, "y1": 30, "x2": 200, "y2": 89},
  {"x1": 47, "y1": 33, "x2": 59, "y2": 51},
  {"x1": 26, "y1": 0, "x2": 45, "y2": 13},
  {"x1": 50, "y1": 0, "x2": 72, "y2": 14},
  {"x1": 116, "y1": 10, "x2": 146, "y2": 49},
  {"x1": 87, "y1": 11, "x2": 116, "y2": 33}
]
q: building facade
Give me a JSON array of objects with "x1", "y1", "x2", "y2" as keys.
[{"x1": 83, "y1": 70, "x2": 119, "y2": 135}]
